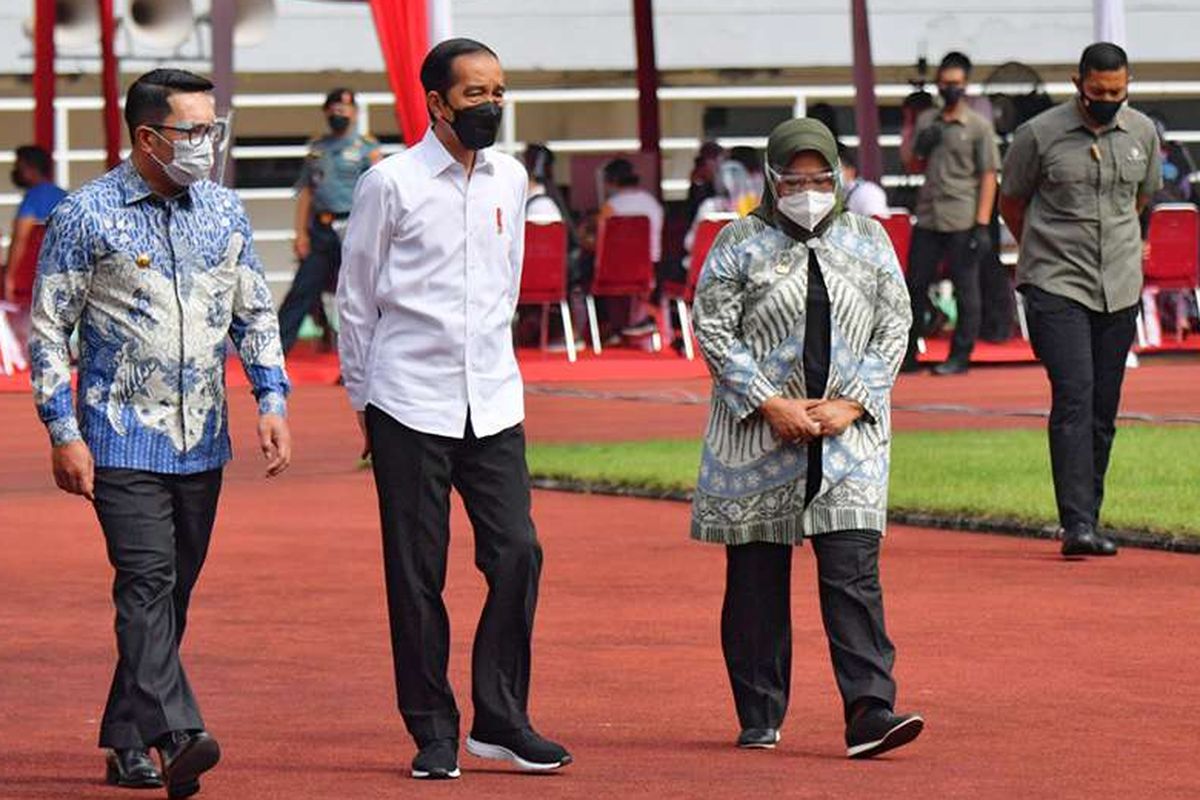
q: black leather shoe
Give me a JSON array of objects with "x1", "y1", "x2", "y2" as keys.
[
  {"x1": 736, "y1": 728, "x2": 781, "y2": 749},
  {"x1": 932, "y1": 357, "x2": 969, "y2": 376},
  {"x1": 411, "y1": 739, "x2": 460, "y2": 780},
  {"x1": 105, "y1": 748, "x2": 163, "y2": 789},
  {"x1": 1061, "y1": 525, "x2": 1118, "y2": 557},
  {"x1": 156, "y1": 730, "x2": 220, "y2": 799},
  {"x1": 846, "y1": 707, "x2": 924, "y2": 758}
]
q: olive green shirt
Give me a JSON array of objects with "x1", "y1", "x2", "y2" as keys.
[
  {"x1": 295, "y1": 132, "x2": 381, "y2": 215},
  {"x1": 1001, "y1": 100, "x2": 1162, "y2": 313},
  {"x1": 914, "y1": 105, "x2": 1000, "y2": 232}
]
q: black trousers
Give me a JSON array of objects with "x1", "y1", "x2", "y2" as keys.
[
  {"x1": 366, "y1": 406, "x2": 543, "y2": 747},
  {"x1": 1022, "y1": 285, "x2": 1138, "y2": 531},
  {"x1": 278, "y1": 220, "x2": 342, "y2": 353},
  {"x1": 906, "y1": 226, "x2": 983, "y2": 361},
  {"x1": 92, "y1": 468, "x2": 222, "y2": 749},
  {"x1": 979, "y1": 248, "x2": 1016, "y2": 342},
  {"x1": 721, "y1": 531, "x2": 897, "y2": 730}
]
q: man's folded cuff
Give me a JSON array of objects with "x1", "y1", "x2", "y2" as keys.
[
  {"x1": 257, "y1": 392, "x2": 288, "y2": 417},
  {"x1": 46, "y1": 416, "x2": 83, "y2": 447}
]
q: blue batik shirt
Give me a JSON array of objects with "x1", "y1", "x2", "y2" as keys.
[{"x1": 29, "y1": 160, "x2": 290, "y2": 474}]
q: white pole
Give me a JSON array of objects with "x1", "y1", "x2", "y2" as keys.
[
  {"x1": 428, "y1": 0, "x2": 453, "y2": 46},
  {"x1": 1093, "y1": 0, "x2": 1127, "y2": 46}
]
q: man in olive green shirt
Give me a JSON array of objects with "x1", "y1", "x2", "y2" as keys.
[
  {"x1": 999, "y1": 42, "x2": 1161, "y2": 559},
  {"x1": 901, "y1": 51, "x2": 1000, "y2": 375}
]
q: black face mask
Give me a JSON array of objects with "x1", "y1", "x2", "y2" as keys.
[
  {"x1": 444, "y1": 100, "x2": 502, "y2": 151},
  {"x1": 1080, "y1": 92, "x2": 1125, "y2": 125},
  {"x1": 939, "y1": 85, "x2": 965, "y2": 106},
  {"x1": 11, "y1": 168, "x2": 30, "y2": 190},
  {"x1": 328, "y1": 114, "x2": 352, "y2": 135}
]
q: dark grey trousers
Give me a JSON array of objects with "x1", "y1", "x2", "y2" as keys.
[
  {"x1": 92, "y1": 468, "x2": 222, "y2": 749},
  {"x1": 366, "y1": 406, "x2": 543, "y2": 747},
  {"x1": 722, "y1": 531, "x2": 897, "y2": 730}
]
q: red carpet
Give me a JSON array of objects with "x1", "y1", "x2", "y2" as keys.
[
  {"x1": 2, "y1": 388, "x2": 1200, "y2": 798},
  {"x1": 4, "y1": 335, "x2": 1199, "y2": 393}
]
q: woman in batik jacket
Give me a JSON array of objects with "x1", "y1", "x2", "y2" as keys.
[{"x1": 691, "y1": 118, "x2": 924, "y2": 760}]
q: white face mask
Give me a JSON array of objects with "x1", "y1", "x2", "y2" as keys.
[
  {"x1": 777, "y1": 190, "x2": 836, "y2": 231},
  {"x1": 147, "y1": 129, "x2": 214, "y2": 187}
]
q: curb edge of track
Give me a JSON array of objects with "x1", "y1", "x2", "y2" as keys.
[{"x1": 529, "y1": 477, "x2": 1200, "y2": 555}]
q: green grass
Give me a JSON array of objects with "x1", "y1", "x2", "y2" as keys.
[{"x1": 526, "y1": 426, "x2": 1200, "y2": 537}]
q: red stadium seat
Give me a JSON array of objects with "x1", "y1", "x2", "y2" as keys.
[
  {"x1": 1142, "y1": 203, "x2": 1200, "y2": 343},
  {"x1": 659, "y1": 216, "x2": 731, "y2": 360},
  {"x1": 10, "y1": 223, "x2": 46, "y2": 306},
  {"x1": 586, "y1": 214, "x2": 657, "y2": 354},
  {"x1": 875, "y1": 210, "x2": 912, "y2": 274},
  {"x1": 519, "y1": 220, "x2": 576, "y2": 361}
]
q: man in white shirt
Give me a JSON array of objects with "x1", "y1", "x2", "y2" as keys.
[
  {"x1": 840, "y1": 147, "x2": 890, "y2": 219},
  {"x1": 336, "y1": 38, "x2": 571, "y2": 781},
  {"x1": 599, "y1": 158, "x2": 664, "y2": 336}
]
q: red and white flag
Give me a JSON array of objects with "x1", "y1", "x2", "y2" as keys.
[{"x1": 368, "y1": 0, "x2": 454, "y2": 146}]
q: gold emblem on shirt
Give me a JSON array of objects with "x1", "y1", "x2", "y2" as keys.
[{"x1": 135, "y1": 253, "x2": 152, "y2": 268}]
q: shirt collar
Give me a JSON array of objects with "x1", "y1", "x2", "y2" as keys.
[
  {"x1": 1068, "y1": 97, "x2": 1129, "y2": 133},
  {"x1": 418, "y1": 126, "x2": 495, "y2": 177},
  {"x1": 116, "y1": 159, "x2": 194, "y2": 207}
]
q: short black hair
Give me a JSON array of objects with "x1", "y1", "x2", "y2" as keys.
[
  {"x1": 603, "y1": 158, "x2": 639, "y2": 187},
  {"x1": 124, "y1": 68, "x2": 214, "y2": 134},
  {"x1": 15, "y1": 144, "x2": 53, "y2": 178},
  {"x1": 420, "y1": 38, "x2": 499, "y2": 96},
  {"x1": 1079, "y1": 42, "x2": 1128, "y2": 78},
  {"x1": 839, "y1": 145, "x2": 859, "y2": 171},
  {"x1": 727, "y1": 146, "x2": 760, "y2": 174},
  {"x1": 938, "y1": 51, "x2": 973, "y2": 78},
  {"x1": 323, "y1": 87, "x2": 356, "y2": 109},
  {"x1": 523, "y1": 143, "x2": 555, "y2": 180}
]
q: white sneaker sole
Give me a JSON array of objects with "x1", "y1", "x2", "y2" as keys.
[
  {"x1": 410, "y1": 767, "x2": 461, "y2": 780},
  {"x1": 465, "y1": 736, "x2": 568, "y2": 771},
  {"x1": 737, "y1": 731, "x2": 781, "y2": 749},
  {"x1": 846, "y1": 715, "x2": 924, "y2": 759}
]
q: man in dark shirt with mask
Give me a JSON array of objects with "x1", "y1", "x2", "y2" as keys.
[
  {"x1": 278, "y1": 87, "x2": 381, "y2": 353},
  {"x1": 1000, "y1": 42, "x2": 1160, "y2": 559},
  {"x1": 900, "y1": 51, "x2": 999, "y2": 375}
]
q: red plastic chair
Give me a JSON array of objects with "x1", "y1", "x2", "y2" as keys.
[
  {"x1": 1142, "y1": 203, "x2": 1200, "y2": 343},
  {"x1": 586, "y1": 214, "x2": 656, "y2": 354},
  {"x1": 874, "y1": 211, "x2": 912, "y2": 274},
  {"x1": 9, "y1": 223, "x2": 47, "y2": 306},
  {"x1": 519, "y1": 220, "x2": 576, "y2": 361},
  {"x1": 659, "y1": 216, "x2": 731, "y2": 360}
]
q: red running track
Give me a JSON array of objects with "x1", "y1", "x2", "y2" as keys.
[{"x1": 3, "y1": 390, "x2": 1200, "y2": 799}]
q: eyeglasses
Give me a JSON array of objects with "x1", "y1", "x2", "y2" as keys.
[
  {"x1": 767, "y1": 164, "x2": 836, "y2": 192},
  {"x1": 147, "y1": 119, "x2": 228, "y2": 146}
]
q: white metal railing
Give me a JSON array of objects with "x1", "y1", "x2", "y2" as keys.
[{"x1": 4, "y1": 80, "x2": 1200, "y2": 278}]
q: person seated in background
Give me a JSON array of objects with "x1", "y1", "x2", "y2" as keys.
[
  {"x1": 599, "y1": 158, "x2": 664, "y2": 338},
  {"x1": 686, "y1": 140, "x2": 725, "y2": 222},
  {"x1": 839, "y1": 146, "x2": 889, "y2": 219},
  {"x1": 682, "y1": 147, "x2": 762, "y2": 274},
  {"x1": 1, "y1": 145, "x2": 67, "y2": 350},
  {"x1": 518, "y1": 143, "x2": 587, "y2": 348}
]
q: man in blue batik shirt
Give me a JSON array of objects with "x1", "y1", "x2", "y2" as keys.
[{"x1": 29, "y1": 68, "x2": 291, "y2": 797}]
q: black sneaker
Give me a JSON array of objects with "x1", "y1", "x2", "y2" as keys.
[
  {"x1": 736, "y1": 728, "x2": 781, "y2": 749},
  {"x1": 411, "y1": 739, "x2": 460, "y2": 780},
  {"x1": 845, "y1": 707, "x2": 924, "y2": 759},
  {"x1": 466, "y1": 728, "x2": 572, "y2": 771}
]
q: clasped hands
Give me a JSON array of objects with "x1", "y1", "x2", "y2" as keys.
[{"x1": 760, "y1": 395, "x2": 864, "y2": 444}]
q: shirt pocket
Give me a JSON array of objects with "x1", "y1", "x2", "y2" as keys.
[
  {"x1": 1043, "y1": 157, "x2": 1094, "y2": 215},
  {"x1": 1116, "y1": 156, "x2": 1148, "y2": 208}
]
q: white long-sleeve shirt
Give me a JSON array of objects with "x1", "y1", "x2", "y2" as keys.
[{"x1": 336, "y1": 127, "x2": 528, "y2": 439}]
